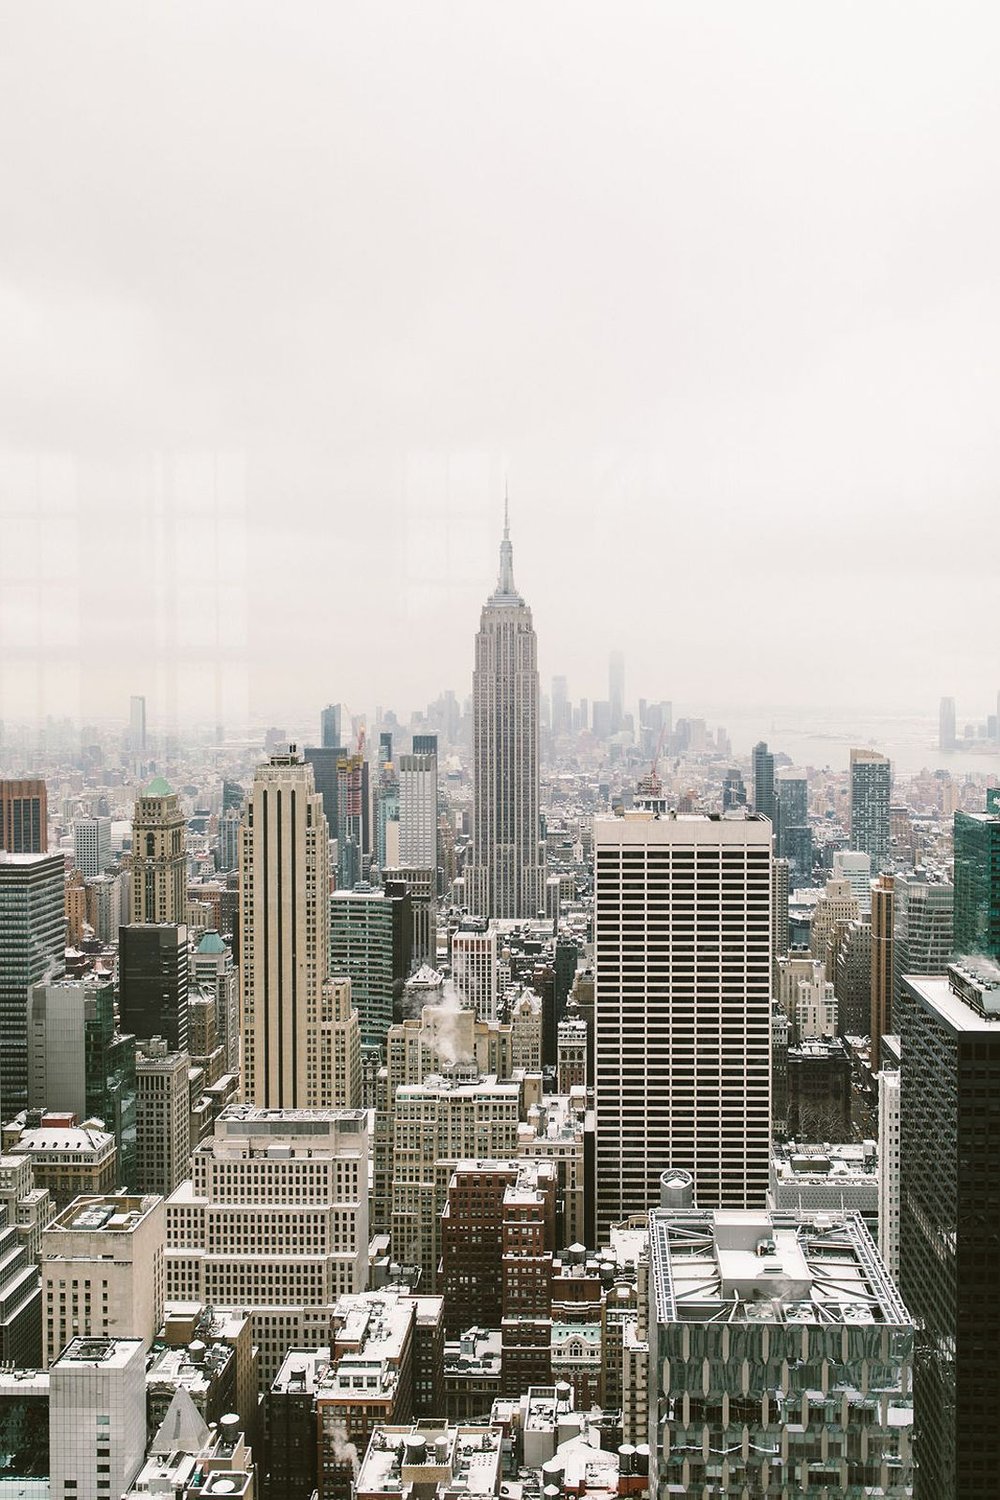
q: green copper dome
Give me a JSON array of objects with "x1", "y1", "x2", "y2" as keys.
[{"x1": 144, "y1": 775, "x2": 173, "y2": 796}]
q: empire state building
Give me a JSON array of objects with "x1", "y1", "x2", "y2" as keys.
[{"x1": 467, "y1": 507, "x2": 545, "y2": 919}]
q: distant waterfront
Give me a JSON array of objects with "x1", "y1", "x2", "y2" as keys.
[{"x1": 703, "y1": 708, "x2": 1000, "y2": 781}]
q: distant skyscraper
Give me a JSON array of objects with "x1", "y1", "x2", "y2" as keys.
[
  {"x1": 131, "y1": 777, "x2": 186, "y2": 924},
  {"x1": 321, "y1": 703, "x2": 341, "y2": 749},
  {"x1": 0, "y1": 853, "x2": 65, "y2": 1120},
  {"x1": 751, "y1": 742, "x2": 775, "y2": 823},
  {"x1": 0, "y1": 779, "x2": 48, "y2": 853},
  {"x1": 240, "y1": 750, "x2": 331, "y2": 1108},
  {"x1": 73, "y1": 814, "x2": 111, "y2": 879},
  {"x1": 939, "y1": 695, "x2": 956, "y2": 751},
  {"x1": 398, "y1": 753, "x2": 437, "y2": 868},
  {"x1": 900, "y1": 963, "x2": 1000, "y2": 1496},
  {"x1": 129, "y1": 694, "x2": 147, "y2": 753},
  {"x1": 550, "y1": 675, "x2": 571, "y2": 738},
  {"x1": 304, "y1": 745, "x2": 343, "y2": 843},
  {"x1": 953, "y1": 808, "x2": 1000, "y2": 959},
  {"x1": 467, "y1": 507, "x2": 544, "y2": 919},
  {"x1": 774, "y1": 771, "x2": 812, "y2": 879},
  {"x1": 594, "y1": 809, "x2": 772, "y2": 1235},
  {"x1": 608, "y1": 650, "x2": 625, "y2": 734},
  {"x1": 336, "y1": 751, "x2": 370, "y2": 888},
  {"x1": 849, "y1": 748, "x2": 891, "y2": 873}
]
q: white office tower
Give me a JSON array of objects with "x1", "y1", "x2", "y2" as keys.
[
  {"x1": 398, "y1": 752, "x2": 437, "y2": 867},
  {"x1": 594, "y1": 809, "x2": 772, "y2": 1235},
  {"x1": 451, "y1": 923, "x2": 498, "y2": 1020},
  {"x1": 50, "y1": 1337, "x2": 146, "y2": 1500},
  {"x1": 240, "y1": 749, "x2": 331, "y2": 1108},
  {"x1": 165, "y1": 1104, "x2": 369, "y2": 1384},
  {"x1": 73, "y1": 815, "x2": 111, "y2": 879},
  {"x1": 878, "y1": 1034, "x2": 902, "y2": 1280},
  {"x1": 832, "y1": 849, "x2": 872, "y2": 913},
  {"x1": 466, "y1": 508, "x2": 545, "y2": 919}
]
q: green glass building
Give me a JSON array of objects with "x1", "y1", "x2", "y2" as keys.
[{"x1": 953, "y1": 810, "x2": 1000, "y2": 959}]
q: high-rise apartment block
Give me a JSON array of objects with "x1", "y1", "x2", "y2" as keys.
[
  {"x1": 899, "y1": 962, "x2": 1000, "y2": 1496},
  {"x1": 118, "y1": 922, "x2": 189, "y2": 1052},
  {"x1": 648, "y1": 1207, "x2": 913, "y2": 1495},
  {"x1": 594, "y1": 810, "x2": 772, "y2": 1235},
  {"x1": 40, "y1": 1192, "x2": 165, "y2": 1366},
  {"x1": 451, "y1": 923, "x2": 498, "y2": 1020},
  {"x1": 466, "y1": 513, "x2": 545, "y2": 919},
  {"x1": 131, "y1": 777, "x2": 186, "y2": 923},
  {"x1": 73, "y1": 815, "x2": 110, "y2": 880},
  {"x1": 953, "y1": 808, "x2": 1000, "y2": 959},
  {"x1": 0, "y1": 779, "x2": 48, "y2": 853},
  {"x1": 849, "y1": 748, "x2": 891, "y2": 873},
  {"x1": 135, "y1": 1042, "x2": 192, "y2": 1198},
  {"x1": 398, "y1": 751, "x2": 437, "y2": 870},
  {"x1": 166, "y1": 1105, "x2": 369, "y2": 1385},
  {"x1": 240, "y1": 750, "x2": 330, "y2": 1108},
  {"x1": 0, "y1": 853, "x2": 65, "y2": 1121}
]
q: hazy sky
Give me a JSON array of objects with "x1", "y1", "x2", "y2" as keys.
[{"x1": 2, "y1": 3, "x2": 999, "y2": 731}]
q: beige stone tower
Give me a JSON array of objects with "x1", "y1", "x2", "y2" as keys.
[
  {"x1": 240, "y1": 749, "x2": 331, "y2": 1108},
  {"x1": 131, "y1": 776, "x2": 186, "y2": 923}
]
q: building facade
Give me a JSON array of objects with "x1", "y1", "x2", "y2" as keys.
[
  {"x1": 594, "y1": 811, "x2": 772, "y2": 1233},
  {"x1": 0, "y1": 853, "x2": 65, "y2": 1121},
  {"x1": 849, "y1": 748, "x2": 891, "y2": 873}
]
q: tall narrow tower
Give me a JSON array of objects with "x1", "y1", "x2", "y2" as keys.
[
  {"x1": 240, "y1": 749, "x2": 331, "y2": 1108},
  {"x1": 467, "y1": 504, "x2": 544, "y2": 919},
  {"x1": 131, "y1": 778, "x2": 186, "y2": 924}
]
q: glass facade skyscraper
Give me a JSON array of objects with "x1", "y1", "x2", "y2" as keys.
[
  {"x1": 849, "y1": 748, "x2": 891, "y2": 873},
  {"x1": 953, "y1": 809, "x2": 1000, "y2": 959},
  {"x1": 0, "y1": 852, "x2": 65, "y2": 1120},
  {"x1": 900, "y1": 964, "x2": 1000, "y2": 1497}
]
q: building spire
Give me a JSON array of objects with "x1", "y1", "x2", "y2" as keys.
[{"x1": 496, "y1": 484, "x2": 517, "y2": 598}]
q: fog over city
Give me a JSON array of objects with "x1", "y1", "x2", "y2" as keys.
[{"x1": 2, "y1": 2, "x2": 999, "y2": 728}]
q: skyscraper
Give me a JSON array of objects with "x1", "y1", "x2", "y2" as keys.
[
  {"x1": 608, "y1": 650, "x2": 625, "y2": 734},
  {"x1": 939, "y1": 694, "x2": 956, "y2": 751},
  {"x1": 849, "y1": 747, "x2": 891, "y2": 873},
  {"x1": 953, "y1": 808, "x2": 1000, "y2": 959},
  {"x1": 73, "y1": 814, "x2": 111, "y2": 879},
  {"x1": 119, "y1": 923, "x2": 190, "y2": 1051},
  {"x1": 304, "y1": 745, "x2": 343, "y2": 843},
  {"x1": 329, "y1": 884, "x2": 411, "y2": 1052},
  {"x1": 398, "y1": 752, "x2": 437, "y2": 868},
  {"x1": 774, "y1": 770, "x2": 812, "y2": 879},
  {"x1": 0, "y1": 852, "x2": 65, "y2": 1120},
  {"x1": 131, "y1": 777, "x2": 186, "y2": 924},
  {"x1": 240, "y1": 749, "x2": 331, "y2": 1108},
  {"x1": 0, "y1": 779, "x2": 47, "y2": 853},
  {"x1": 751, "y1": 741, "x2": 775, "y2": 823},
  {"x1": 594, "y1": 809, "x2": 772, "y2": 1235},
  {"x1": 321, "y1": 703, "x2": 342, "y2": 749},
  {"x1": 129, "y1": 694, "x2": 147, "y2": 753},
  {"x1": 467, "y1": 508, "x2": 544, "y2": 919},
  {"x1": 900, "y1": 962, "x2": 1000, "y2": 1496}
]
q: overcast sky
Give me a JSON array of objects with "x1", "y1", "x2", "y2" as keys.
[{"x1": 1, "y1": 2, "x2": 999, "y2": 732}]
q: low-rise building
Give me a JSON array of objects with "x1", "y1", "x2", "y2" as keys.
[{"x1": 355, "y1": 1422, "x2": 503, "y2": 1500}]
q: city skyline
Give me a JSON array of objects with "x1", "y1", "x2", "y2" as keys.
[{"x1": 2, "y1": 5, "x2": 1000, "y2": 724}]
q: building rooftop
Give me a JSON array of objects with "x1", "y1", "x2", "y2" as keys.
[
  {"x1": 15, "y1": 1126, "x2": 114, "y2": 1157},
  {"x1": 51, "y1": 1193, "x2": 161, "y2": 1234},
  {"x1": 142, "y1": 776, "x2": 174, "y2": 797},
  {"x1": 53, "y1": 1336, "x2": 144, "y2": 1369},
  {"x1": 650, "y1": 1208, "x2": 910, "y2": 1328},
  {"x1": 904, "y1": 962, "x2": 1000, "y2": 1034},
  {"x1": 357, "y1": 1423, "x2": 503, "y2": 1497}
]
